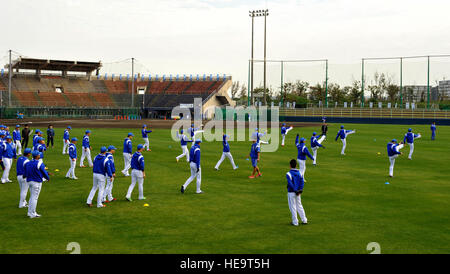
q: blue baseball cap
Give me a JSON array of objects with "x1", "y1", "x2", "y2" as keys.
[
  {"x1": 313, "y1": 132, "x2": 317, "y2": 135},
  {"x1": 142, "y1": 124, "x2": 147, "y2": 128},
  {"x1": 108, "y1": 145, "x2": 117, "y2": 150},
  {"x1": 408, "y1": 128, "x2": 412, "y2": 132},
  {"x1": 195, "y1": 139, "x2": 202, "y2": 144},
  {"x1": 137, "y1": 144, "x2": 144, "y2": 150},
  {"x1": 180, "y1": 129, "x2": 184, "y2": 134},
  {"x1": 5, "y1": 135, "x2": 11, "y2": 139},
  {"x1": 67, "y1": 126, "x2": 72, "y2": 129},
  {"x1": 35, "y1": 129, "x2": 41, "y2": 133},
  {"x1": 16, "y1": 125, "x2": 20, "y2": 128},
  {"x1": 85, "y1": 130, "x2": 91, "y2": 134},
  {"x1": 71, "y1": 137, "x2": 78, "y2": 142},
  {"x1": 23, "y1": 148, "x2": 32, "y2": 155},
  {"x1": 300, "y1": 137, "x2": 306, "y2": 142},
  {"x1": 128, "y1": 132, "x2": 134, "y2": 137},
  {"x1": 100, "y1": 146, "x2": 107, "y2": 153},
  {"x1": 392, "y1": 139, "x2": 397, "y2": 143},
  {"x1": 32, "y1": 150, "x2": 40, "y2": 157},
  {"x1": 0, "y1": 130, "x2": 5, "y2": 136},
  {"x1": 340, "y1": 125, "x2": 344, "y2": 129},
  {"x1": 0, "y1": 125, "x2": 4, "y2": 129},
  {"x1": 255, "y1": 128, "x2": 259, "y2": 131},
  {"x1": 191, "y1": 124, "x2": 194, "y2": 127},
  {"x1": 282, "y1": 123, "x2": 286, "y2": 126}
]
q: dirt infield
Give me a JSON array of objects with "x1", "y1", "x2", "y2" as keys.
[{"x1": 2, "y1": 118, "x2": 322, "y2": 129}]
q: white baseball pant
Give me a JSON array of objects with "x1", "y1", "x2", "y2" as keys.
[
  {"x1": 214, "y1": 152, "x2": 237, "y2": 170},
  {"x1": 62, "y1": 139, "x2": 70, "y2": 154},
  {"x1": 122, "y1": 153, "x2": 132, "y2": 175},
  {"x1": 297, "y1": 159, "x2": 306, "y2": 179},
  {"x1": 408, "y1": 143, "x2": 414, "y2": 159},
  {"x1": 17, "y1": 175, "x2": 29, "y2": 208},
  {"x1": 183, "y1": 162, "x2": 202, "y2": 193},
  {"x1": 143, "y1": 137, "x2": 150, "y2": 150},
  {"x1": 176, "y1": 145, "x2": 189, "y2": 162},
  {"x1": 103, "y1": 176, "x2": 114, "y2": 202},
  {"x1": 288, "y1": 192, "x2": 307, "y2": 225},
  {"x1": 1, "y1": 158, "x2": 13, "y2": 183},
  {"x1": 80, "y1": 147, "x2": 93, "y2": 167},
  {"x1": 389, "y1": 155, "x2": 399, "y2": 177},
  {"x1": 66, "y1": 158, "x2": 77, "y2": 178},
  {"x1": 15, "y1": 140, "x2": 22, "y2": 155},
  {"x1": 126, "y1": 169, "x2": 145, "y2": 200},
  {"x1": 28, "y1": 181, "x2": 42, "y2": 217},
  {"x1": 87, "y1": 173, "x2": 106, "y2": 208}
]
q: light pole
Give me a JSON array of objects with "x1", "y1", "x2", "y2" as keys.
[
  {"x1": 249, "y1": 9, "x2": 269, "y2": 106},
  {"x1": 131, "y1": 57, "x2": 135, "y2": 107}
]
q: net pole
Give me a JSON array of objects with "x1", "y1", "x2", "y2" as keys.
[
  {"x1": 325, "y1": 59, "x2": 328, "y2": 108},
  {"x1": 8, "y1": 50, "x2": 12, "y2": 107},
  {"x1": 131, "y1": 57, "x2": 135, "y2": 107},
  {"x1": 280, "y1": 61, "x2": 284, "y2": 107},
  {"x1": 427, "y1": 56, "x2": 430, "y2": 109},
  {"x1": 247, "y1": 60, "x2": 250, "y2": 106},
  {"x1": 361, "y1": 58, "x2": 365, "y2": 107},
  {"x1": 400, "y1": 57, "x2": 403, "y2": 108}
]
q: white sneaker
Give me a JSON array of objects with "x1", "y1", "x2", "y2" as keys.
[{"x1": 73, "y1": 177, "x2": 78, "y2": 180}]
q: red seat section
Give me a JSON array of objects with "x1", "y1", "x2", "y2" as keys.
[
  {"x1": 184, "y1": 81, "x2": 215, "y2": 94},
  {"x1": 104, "y1": 80, "x2": 128, "y2": 93},
  {"x1": 64, "y1": 92, "x2": 96, "y2": 107},
  {"x1": 165, "y1": 81, "x2": 191, "y2": 94},
  {"x1": 90, "y1": 93, "x2": 116, "y2": 107},
  {"x1": 37, "y1": 92, "x2": 69, "y2": 107},
  {"x1": 13, "y1": 91, "x2": 41, "y2": 106},
  {"x1": 149, "y1": 81, "x2": 171, "y2": 94}
]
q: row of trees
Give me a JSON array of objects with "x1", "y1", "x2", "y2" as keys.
[{"x1": 230, "y1": 72, "x2": 442, "y2": 107}]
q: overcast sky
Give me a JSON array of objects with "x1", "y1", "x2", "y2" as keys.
[{"x1": 2, "y1": 0, "x2": 450, "y2": 89}]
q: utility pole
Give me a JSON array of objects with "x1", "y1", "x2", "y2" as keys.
[
  {"x1": 249, "y1": 11, "x2": 255, "y2": 106},
  {"x1": 131, "y1": 57, "x2": 134, "y2": 107},
  {"x1": 8, "y1": 50, "x2": 12, "y2": 107},
  {"x1": 263, "y1": 9, "x2": 268, "y2": 105}
]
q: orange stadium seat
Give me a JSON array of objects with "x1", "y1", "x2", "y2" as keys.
[{"x1": 37, "y1": 92, "x2": 69, "y2": 107}]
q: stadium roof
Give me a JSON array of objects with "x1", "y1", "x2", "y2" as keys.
[{"x1": 8, "y1": 57, "x2": 101, "y2": 73}]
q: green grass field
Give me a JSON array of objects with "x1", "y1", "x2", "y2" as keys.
[{"x1": 0, "y1": 123, "x2": 449, "y2": 254}]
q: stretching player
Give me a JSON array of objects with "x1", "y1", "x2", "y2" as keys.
[
  {"x1": 403, "y1": 128, "x2": 421, "y2": 160},
  {"x1": 295, "y1": 134, "x2": 314, "y2": 181},
  {"x1": 80, "y1": 130, "x2": 93, "y2": 168},
  {"x1": 122, "y1": 133, "x2": 134, "y2": 176},
  {"x1": 65, "y1": 138, "x2": 78, "y2": 180},
  {"x1": 214, "y1": 134, "x2": 238, "y2": 170},
  {"x1": 335, "y1": 125, "x2": 356, "y2": 155},
  {"x1": 387, "y1": 139, "x2": 404, "y2": 177},
  {"x1": 431, "y1": 122, "x2": 436, "y2": 140},
  {"x1": 103, "y1": 145, "x2": 117, "y2": 203},
  {"x1": 141, "y1": 125, "x2": 152, "y2": 151},
  {"x1": 32, "y1": 130, "x2": 42, "y2": 147},
  {"x1": 126, "y1": 144, "x2": 146, "y2": 201},
  {"x1": 17, "y1": 148, "x2": 32, "y2": 208},
  {"x1": 286, "y1": 159, "x2": 307, "y2": 226},
  {"x1": 281, "y1": 123, "x2": 293, "y2": 147},
  {"x1": 24, "y1": 150, "x2": 50, "y2": 218},
  {"x1": 1, "y1": 136, "x2": 17, "y2": 183},
  {"x1": 188, "y1": 124, "x2": 204, "y2": 145},
  {"x1": 176, "y1": 129, "x2": 192, "y2": 162},
  {"x1": 252, "y1": 128, "x2": 269, "y2": 145},
  {"x1": 13, "y1": 125, "x2": 22, "y2": 155},
  {"x1": 181, "y1": 139, "x2": 203, "y2": 194},
  {"x1": 248, "y1": 139, "x2": 261, "y2": 179},
  {"x1": 310, "y1": 132, "x2": 325, "y2": 165},
  {"x1": 62, "y1": 126, "x2": 71, "y2": 154},
  {"x1": 34, "y1": 137, "x2": 47, "y2": 160},
  {"x1": 87, "y1": 147, "x2": 112, "y2": 208}
]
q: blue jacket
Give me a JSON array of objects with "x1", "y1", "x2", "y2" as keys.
[
  {"x1": 431, "y1": 125, "x2": 436, "y2": 132},
  {"x1": 68, "y1": 143, "x2": 77, "y2": 159},
  {"x1": 1, "y1": 142, "x2": 17, "y2": 159},
  {"x1": 296, "y1": 136, "x2": 314, "y2": 160},
  {"x1": 13, "y1": 130, "x2": 21, "y2": 141},
  {"x1": 34, "y1": 143, "x2": 46, "y2": 159},
  {"x1": 250, "y1": 142, "x2": 260, "y2": 159},
  {"x1": 82, "y1": 135, "x2": 90, "y2": 148},
  {"x1": 387, "y1": 143, "x2": 402, "y2": 157},
  {"x1": 16, "y1": 156, "x2": 30, "y2": 176},
  {"x1": 131, "y1": 151, "x2": 145, "y2": 171},
  {"x1": 47, "y1": 128, "x2": 55, "y2": 137},
  {"x1": 24, "y1": 159, "x2": 50, "y2": 183},
  {"x1": 188, "y1": 127, "x2": 199, "y2": 138},
  {"x1": 335, "y1": 129, "x2": 351, "y2": 140},
  {"x1": 141, "y1": 129, "x2": 152, "y2": 138},
  {"x1": 189, "y1": 144, "x2": 201, "y2": 169},
  {"x1": 33, "y1": 134, "x2": 41, "y2": 147},
  {"x1": 63, "y1": 130, "x2": 70, "y2": 140},
  {"x1": 286, "y1": 169, "x2": 304, "y2": 192},
  {"x1": 123, "y1": 138, "x2": 132, "y2": 154},
  {"x1": 106, "y1": 152, "x2": 115, "y2": 173},
  {"x1": 178, "y1": 133, "x2": 192, "y2": 146},
  {"x1": 222, "y1": 135, "x2": 230, "y2": 153},
  {"x1": 310, "y1": 136, "x2": 323, "y2": 148},
  {"x1": 403, "y1": 132, "x2": 418, "y2": 144},
  {"x1": 93, "y1": 154, "x2": 113, "y2": 177}
]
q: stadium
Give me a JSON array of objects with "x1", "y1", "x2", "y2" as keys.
[{"x1": 0, "y1": 0, "x2": 449, "y2": 263}]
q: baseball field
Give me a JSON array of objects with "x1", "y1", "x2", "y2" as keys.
[{"x1": 0, "y1": 121, "x2": 448, "y2": 254}]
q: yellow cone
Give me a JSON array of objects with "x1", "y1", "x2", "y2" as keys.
[
  {"x1": 55, "y1": 169, "x2": 60, "y2": 172},
  {"x1": 143, "y1": 204, "x2": 149, "y2": 207}
]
